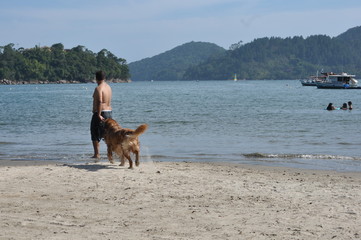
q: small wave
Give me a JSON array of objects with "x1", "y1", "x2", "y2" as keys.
[
  {"x1": 145, "y1": 155, "x2": 195, "y2": 160},
  {"x1": 153, "y1": 120, "x2": 195, "y2": 125},
  {"x1": 146, "y1": 155, "x2": 169, "y2": 159},
  {"x1": 243, "y1": 152, "x2": 361, "y2": 161},
  {"x1": 243, "y1": 153, "x2": 268, "y2": 158},
  {"x1": 193, "y1": 153, "x2": 223, "y2": 157},
  {"x1": 338, "y1": 142, "x2": 355, "y2": 146},
  {"x1": 0, "y1": 142, "x2": 16, "y2": 145}
]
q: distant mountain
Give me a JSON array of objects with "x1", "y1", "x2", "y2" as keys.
[
  {"x1": 128, "y1": 41, "x2": 225, "y2": 81},
  {"x1": 183, "y1": 26, "x2": 361, "y2": 80},
  {"x1": 335, "y1": 26, "x2": 361, "y2": 50},
  {"x1": 336, "y1": 26, "x2": 361, "y2": 42}
]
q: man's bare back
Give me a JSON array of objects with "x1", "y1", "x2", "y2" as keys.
[{"x1": 93, "y1": 81, "x2": 112, "y2": 120}]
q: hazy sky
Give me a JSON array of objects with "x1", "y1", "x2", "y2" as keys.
[{"x1": 1, "y1": 0, "x2": 361, "y2": 63}]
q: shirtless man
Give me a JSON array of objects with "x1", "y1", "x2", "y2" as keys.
[{"x1": 90, "y1": 71, "x2": 112, "y2": 158}]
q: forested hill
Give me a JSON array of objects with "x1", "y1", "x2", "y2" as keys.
[
  {"x1": 129, "y1": 26, "x2": 361, "y2": 81},
  {"x1": 184, "y1": 26, "x2": 361, "y2": 80},
  {"x1": 0, "y1": 43, "x2": 129, "y2": 84},
  {"x1": 2, "y1": 26, "x2": 361, "y2": 83},
  {"x1": 128, "y1": 42, "x2": 225, "y2": 81}
]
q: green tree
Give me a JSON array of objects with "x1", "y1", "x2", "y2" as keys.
[
  {"x1": 66, "y1": 45, "x2": 96, "y2": 82},
  {"x1": 0, "y1": 44, "x2": 24, "y2": 80},
  {"x1": 1, "y1": 43, "x2": 129, "y2": 83}
]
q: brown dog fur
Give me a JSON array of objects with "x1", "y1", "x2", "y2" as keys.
[{"x1": 103, "y1": 118, "x2": 148, "y2": 169}]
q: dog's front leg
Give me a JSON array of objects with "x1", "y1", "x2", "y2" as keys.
[{"x1": 107, "y1": 145, "x2": 115, "y2": 164}]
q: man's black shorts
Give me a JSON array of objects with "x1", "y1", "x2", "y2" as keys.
[{"x1": 90, "y1": 111, "x2": 112, "y2": 142}]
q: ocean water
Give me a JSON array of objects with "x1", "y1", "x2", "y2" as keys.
[{"x1": 1, "y1": 80, "x2": 361, "y2": 172}]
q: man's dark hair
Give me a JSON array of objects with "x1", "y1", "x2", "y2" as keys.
[{"x1": 95, "y1": 71, "x2": 106, "y2": 81}]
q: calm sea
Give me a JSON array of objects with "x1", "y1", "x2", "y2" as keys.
[{"x1": 1, "y1": 80, "x2": 361, "y2": 172}]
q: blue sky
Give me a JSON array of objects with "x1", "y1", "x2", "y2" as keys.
[{"x1": 1, "y1": 0, "x2": 361, "y2": 63}]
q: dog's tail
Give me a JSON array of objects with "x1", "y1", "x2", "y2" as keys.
[{"x1": 129, "y1": 124, "x2": 148, "y2": 137}]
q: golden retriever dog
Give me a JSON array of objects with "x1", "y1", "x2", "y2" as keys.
[{"x1": 103, "y1": 118, "x2": 148, "y2": 169}]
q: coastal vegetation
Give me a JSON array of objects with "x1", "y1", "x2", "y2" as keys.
[
  {"x1": 0, "y1": 43, "x2": 129, "y2": 84},
  {"x1": 130, "y1": 26, "x2": 361, "y2": 80}
]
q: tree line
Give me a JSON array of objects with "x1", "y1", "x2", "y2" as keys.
[
  {"x1": 183, "y1": 26, "x2": 361, "y2": 80},
  {"x1": 0, "y1": 43, "x2": 129, "y2": 83}
]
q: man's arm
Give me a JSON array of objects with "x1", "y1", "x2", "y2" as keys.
[{"x1": 95, "y1": 88, "x2": 104, "y2": 121}]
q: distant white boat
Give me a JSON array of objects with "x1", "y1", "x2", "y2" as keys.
[
  {"x1": 316, "y1": 72, "x2": 360, "y2": 89},
  {"x1": 301, "y1": 71, "x2": 328, "y2": 86}
]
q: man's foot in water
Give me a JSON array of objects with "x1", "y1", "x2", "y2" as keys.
[{"x1": 91, "y1": 155, "x2": 100, "y2": 162}]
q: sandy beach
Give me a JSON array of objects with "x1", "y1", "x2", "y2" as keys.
[{"x1": 0, "y1": 161, "x2": 360, "y2": 240}]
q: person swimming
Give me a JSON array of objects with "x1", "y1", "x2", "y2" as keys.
[
  {"x1": 341, "y1": 103, "x2": 348, "y2": 110},
  {"x1": 348, "y1": 101, "x2": 353, "y2": 110},
  {"x1": 326, "y1": 103, "x2": 336, "y2": 111}
]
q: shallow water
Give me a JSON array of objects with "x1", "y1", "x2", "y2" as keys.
[{"x1": 1, "y1": 80, "x2": 361, "y2": 171}]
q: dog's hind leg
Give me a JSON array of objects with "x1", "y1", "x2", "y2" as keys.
[
  {"x1": 119, "y1": 155, "x2": 126, "y2": 166},
  {"x1": 123, "y1": 152, "x2": 133, "y2": 169},
  {"x1": 135, "y1": 151, "x2": 140, "y2": 167}
]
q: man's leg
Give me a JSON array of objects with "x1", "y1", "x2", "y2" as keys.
[{"x1": 92, "y1": 141, "x2": 100, "y2": 159}]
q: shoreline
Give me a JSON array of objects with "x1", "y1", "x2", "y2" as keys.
[
  {"x1": 1, "y1": 161, "x2": 360, "y2": 239},
  {"x1": 1, "y1": 158, "x2": 361, "y2": 176}
]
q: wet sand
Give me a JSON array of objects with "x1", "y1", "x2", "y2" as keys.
[{"x1": 0, "y1": 161, "x2": 360, "y2": 239}]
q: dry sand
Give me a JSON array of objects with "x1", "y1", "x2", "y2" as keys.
[{"x1": 0, "y1": 161, "x2": 360, "y2": 239}]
